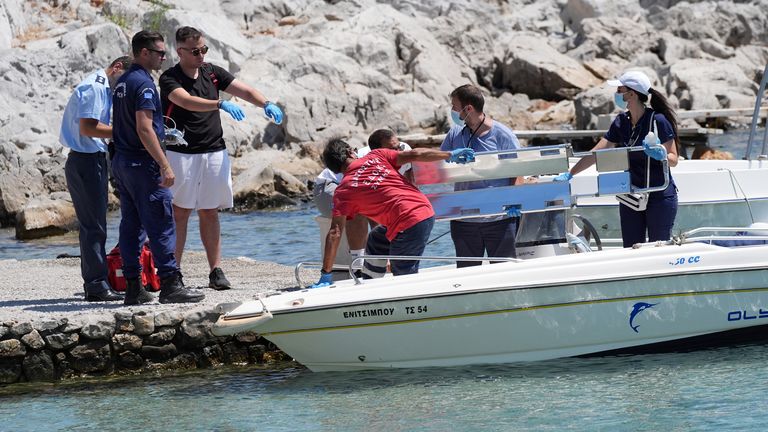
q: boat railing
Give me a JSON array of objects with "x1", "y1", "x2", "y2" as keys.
[
  {"x1": 348, "y1": 255, "x2": 522, "y2": 285},
  {"x1": 294, "y1": 262, "x2": 354, "y2": 288},
  {"x1": 672, "y1": 226, "x2": 768, "y2": 245},
  {"x1": 746, "y1": 63, "x2": 768, "y2": 160}
]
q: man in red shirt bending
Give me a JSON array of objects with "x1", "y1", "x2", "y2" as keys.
[{"x1": 311, "y1": 138, "x2": 475, "y2": 287}]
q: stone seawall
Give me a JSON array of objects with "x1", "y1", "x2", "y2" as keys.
[
  {"x1": 0, "y1": 308, "x2": 289, "y2": 383},
  {"x1": 0, "y1": 255, "x2": 308, "y2": 384}
]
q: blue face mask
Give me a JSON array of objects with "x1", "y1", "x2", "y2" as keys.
[
  {"x1": 614, "y1": 93, "x2": 628, "y2": 110},
  {"x1": 451, "y1": 107, "x2": 466, "y2": 126}
]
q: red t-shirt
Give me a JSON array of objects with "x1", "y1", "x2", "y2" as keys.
[{"x1": 333, "y1": 149, "x2": 434, "y2": 241}]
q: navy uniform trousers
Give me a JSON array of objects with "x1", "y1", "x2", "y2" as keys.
[
  {"x1": 65, "y1": 150, "x2": 111, "y2": 292},
  {"x1": 619, "y1": 192, "x2": 678, "y2": 248},
  {"x1": 111, "y1": 152, "x2": 178, "y2": 280}
]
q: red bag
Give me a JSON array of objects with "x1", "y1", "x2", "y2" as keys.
[{"x1": 107, "y1": 243, "x2": 162, "y2": 292}]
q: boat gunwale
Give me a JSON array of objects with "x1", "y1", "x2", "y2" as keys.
[{"x1": 263, "y1": 264, "x2": 768, "y2": 317}]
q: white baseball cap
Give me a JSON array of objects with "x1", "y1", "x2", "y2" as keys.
[{"x1": 607, "y1": 70, "x2": 652, "y2": 95}]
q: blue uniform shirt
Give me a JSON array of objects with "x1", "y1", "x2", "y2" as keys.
[
  {"x1": 59, "y1": 69, "x2": 111, "y2": 153},
  {"x1": 441, "y1": 120, "x2": 521, "y2": 191},
  {"x1": 604, "y1": 108, "x2": 676, "y2": 197},
  {"x1": 112, "y1": 64, "x2": 164, "y2": 158}
]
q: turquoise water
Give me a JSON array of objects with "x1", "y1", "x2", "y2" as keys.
[
  {"x1": 2, "y1": 344, "x2": 767, "y2": 430},
  {"x1": 0, "y1": 207, "x2": 458, "y2": 265}
]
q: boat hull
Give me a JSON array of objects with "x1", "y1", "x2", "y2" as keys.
[{"x1": 215, "y1": 244, "x2": 768, "y2": 372}]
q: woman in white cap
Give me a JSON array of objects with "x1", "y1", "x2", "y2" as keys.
[{"x1": 554, "y1": 70, "x2": 679, "y2": 247}]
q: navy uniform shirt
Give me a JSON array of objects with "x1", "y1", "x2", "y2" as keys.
[
  {"x1": 159, "y1": 63, "x2": 235, "y2": 154},
  {"x1": 112, "y1": 64, "x2": 165, "y2": 158},
  {"x1": 604, "y1": 107, "x2": 676, "y2": 197}
]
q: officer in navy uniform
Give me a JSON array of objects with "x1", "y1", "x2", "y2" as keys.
[
  {"x1": 556, "y1": 70, "x2": 680, "y2": 247},
  {"x1": 60, "y1": 56, "x2": 132, "y2": 302},
  {"x1": 111, "y1": 30, "x2": 204, "y2": 305}
]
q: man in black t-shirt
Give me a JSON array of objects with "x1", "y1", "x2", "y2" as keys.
[{"x1": 159, "y1": 26, "x2": 284, "y2": 290}]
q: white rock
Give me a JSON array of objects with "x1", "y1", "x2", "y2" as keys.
[
  {"x1": 0, "y1": 0, "x2": 25, "y2": 50},
  {"x1": 496, "y1": 34, "x2": 601, "y2": 100},
  {"x1": 669, "y1": 58, "x2": 757, "y2": 110}
]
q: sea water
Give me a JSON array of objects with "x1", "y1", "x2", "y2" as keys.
[{"x1": 1, "y1": 344, "x2": 767, "y2": 430}]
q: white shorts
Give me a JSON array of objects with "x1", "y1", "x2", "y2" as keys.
[{"x1": 167, "y1": 149, "x2": 233, "y2": 210}]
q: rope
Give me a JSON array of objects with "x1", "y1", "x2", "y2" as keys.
[{"x1": 426, "y1": 230, "x2": 451, "y2": 245}]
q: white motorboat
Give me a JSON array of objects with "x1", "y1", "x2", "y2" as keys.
[
  {"x1": 213, "y1": 132, "x2": 768, "y2": 371},
  {"x1": 213, "y1": 230, "x2": 768, "y2": 372}
]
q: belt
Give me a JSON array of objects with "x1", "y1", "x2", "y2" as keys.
[{"x1": 69, "y1": 149, "x2": 106, "y2": 157}]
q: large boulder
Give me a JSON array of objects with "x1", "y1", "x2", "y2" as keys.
[
  {"x1": 15, "y1": 192, "x2": 77, "y2": 240},
  {"x1": 574, "y1": 85, "x2": 615, "y2": 130},
  {"x1": 0, "y1": 146, "x2": 46, "y2": 226},
  {"x1": 570, "y1": 16, "x2": 659, "y2": 64},
  {"x1": 560, "y1": 0, "x2": 644, "y2": 33},
  {"x1": 495, "y1": 34, "x2": 601, "y2": 100},
  {"x1": 650, "y1": 2, "x2": 768, "y2": 48},
  {"x1": 669, "y1": 58, "x2": 758, "y2": 110}
]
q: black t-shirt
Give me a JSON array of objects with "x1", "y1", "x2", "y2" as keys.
[{"x1": 159, "y1": 63, "x2": 235, "y2": 154}]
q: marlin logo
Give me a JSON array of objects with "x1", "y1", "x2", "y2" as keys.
[{"x1": 629, "y1": 302, "x2": 657, "y2": 333}]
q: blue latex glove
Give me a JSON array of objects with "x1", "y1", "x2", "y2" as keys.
[
  {"x1": 553, "y1": 172, "x2": 573, "y2": 182},
  {"x1": 643, "y1": 142, "x2": 667, "y2": 161},
  {"x1": 220, "y1": 101, "x2": 245, "y2": 121},
  {"x1": 264, "y1": 102, "x2": 283, "y2": 124},
  {"x1": 506, "y1": 206, "x2": 522, "y2": 218},
  {"x1": 309, "y1": 271, "x2": 333, "y2": 289},
  {"x1": 447, "y1": 148, "x2": 476, "y2": 164}
]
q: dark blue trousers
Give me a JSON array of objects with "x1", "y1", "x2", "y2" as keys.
[
  {"x1": 619, "y1": 193, "x2": 678, "y2": 247},
  {"x1": 65, "y1": 150, "x2": 110, "y2": 292},
  {"x1": 450, "y1": 217, "x2": 518, "y2": 268},
  {"x1": 111, "y1": 153, "x2": 178, "y2": 280},
  {"x1": 364, "y1": 216, "x2": 434, "y2": 277}
]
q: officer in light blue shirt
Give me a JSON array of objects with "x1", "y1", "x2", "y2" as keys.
[
  {"x1": 441, "y1": 84, "x2": 522, "y2": 267},
  {"x1": 60, "y1": 56, "x2": 132, "y2": 302}
]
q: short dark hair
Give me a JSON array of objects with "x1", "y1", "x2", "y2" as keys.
[
  {"x1": 109, "y1": 56, "x2": 132, "y2": 69},
  {"x1": 450, "y1": 84, "x2": 484, "y2": 112},
  {"x1": 131, "y1": 30, "x2": 164, "y2": 57},
  {"x1": 176, "y1": 26, "x2": 203, "y2": 43},
  {"x1": 367, "y1": 129, "x2": 396, "y2": 150},
  {"x1": 322, "y1": 138, "x2": 351, "y2": 174}
]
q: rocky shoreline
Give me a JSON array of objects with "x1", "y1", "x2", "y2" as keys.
[
  {"x1": 2, "y1": 0, "x2": 767, "y2": 240},
  {"x1": 0, "y1": 252, "x2": 314, "y2": 384}
]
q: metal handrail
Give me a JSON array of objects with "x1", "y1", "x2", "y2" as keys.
[
  {"x1": 745, "y1": 63, "x2": 768, "y2": 160},
  {"x1": 294, "y1": 261, "x2": 352, "y2": 287},
  {"x1": 673, "y1": 226, "x2": 768, "y2": 245},
  {"x1": 349, "y1": 255, "x2": 522, "y2": 285}
]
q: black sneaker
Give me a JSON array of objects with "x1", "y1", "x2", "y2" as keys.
[{"x1": 209, "y1": 267, "x2": 232, "y2": 291}]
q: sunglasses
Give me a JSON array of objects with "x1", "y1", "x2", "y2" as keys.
[
  {"x1": 147, "y1": 48, "x2": 167, "y2": 58},
  {"x1": 180, "y1": 45, "x2": 209, "y2": 57}
]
